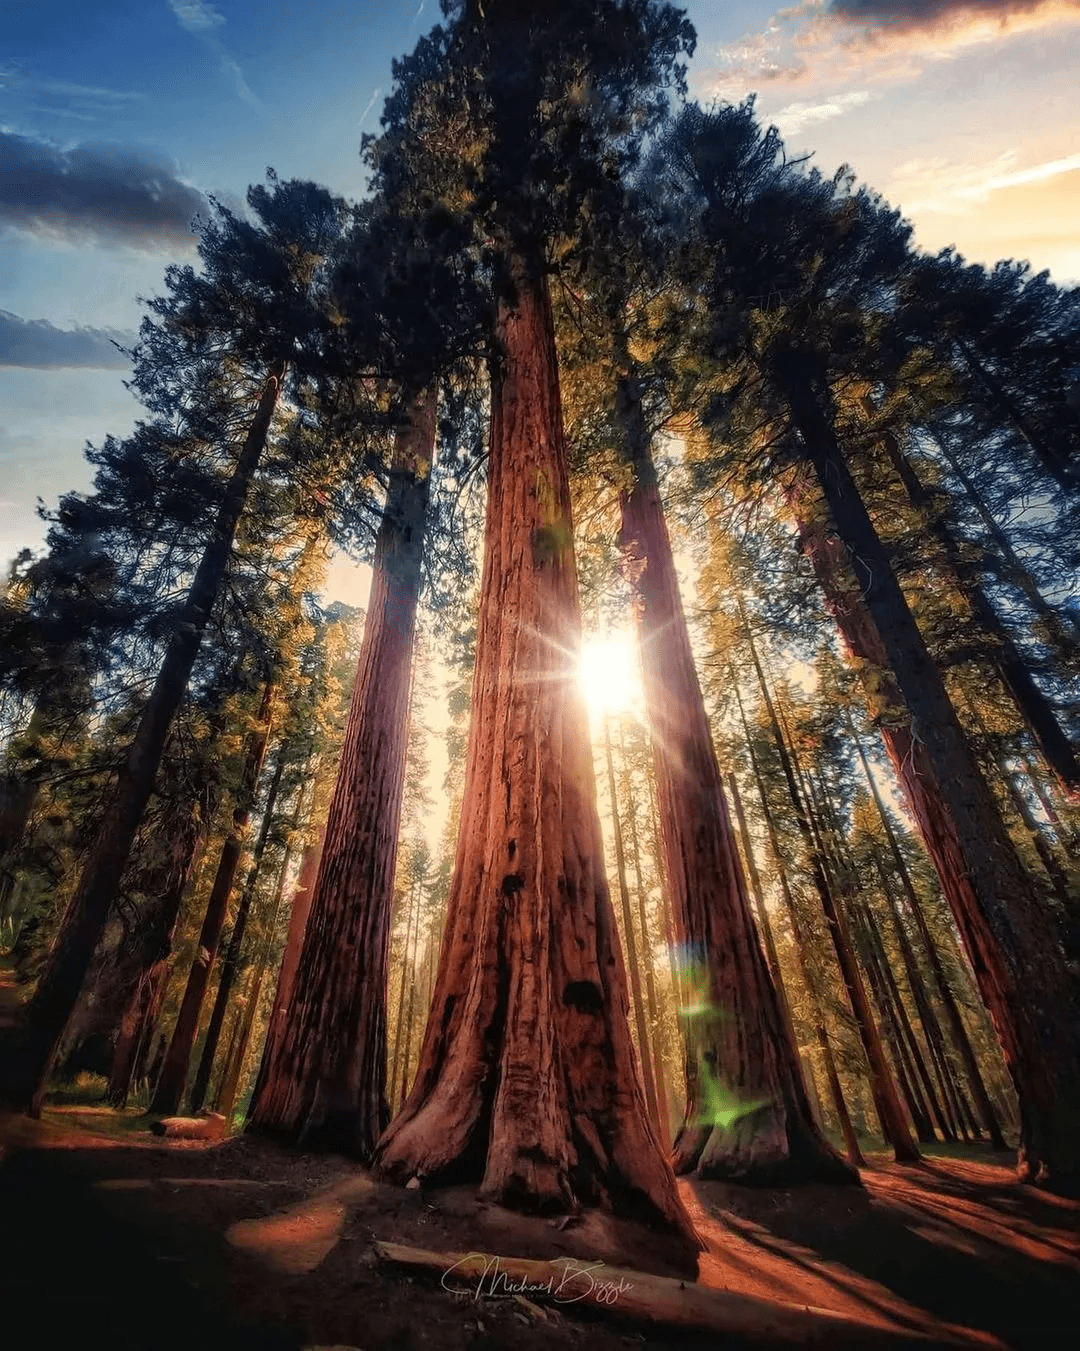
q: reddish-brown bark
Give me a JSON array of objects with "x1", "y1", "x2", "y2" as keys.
[
  {"x1": 250, "y1": 827, "x2": 326, "y2": 1106},
  {"x1": 618, "y1": 391, "x2": 852, "y2": 1185},
  {"x1": 246, "y1": 388, "x2": 436, "y2": 1156},
  {"x1": 373, "y1": 260, "x2": 698, "y2": 1255},
  {"x1": 780, "y1": 349, "x2": 1080, "y2": 1188}
]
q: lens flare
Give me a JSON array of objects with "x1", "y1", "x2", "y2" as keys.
[{"x1": 672, "y1": 944, "x2": 771, "y2": 1129}]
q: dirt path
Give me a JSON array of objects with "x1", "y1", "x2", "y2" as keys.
[{"x1": 0, "y1": 1109, "x2": 1076, "y2": 1350}]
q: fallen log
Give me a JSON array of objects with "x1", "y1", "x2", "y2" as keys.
[
  {"x1": 373, "y1": 1240, "x2": 1002, "y2": 1349},
  {"x1": 149, "y1": 1112, "x2": 227, "y2": 1140}
]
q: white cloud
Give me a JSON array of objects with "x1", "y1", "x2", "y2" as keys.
[
  {"x1": 166, "y1": 1, "x2": 264, "y2": 112},
  {"x1": 886, "y1": 150, "x2": 1080, "y2": 214},
  {"x1": 981, "y1": 151, "x2": 1080, "y2": 191},
  {"x1": 769, "y1": 89, "x2": 873, "y2": 135},
  {"x1": 167, "y1": 1, "x2": 225, "y2": 35}
]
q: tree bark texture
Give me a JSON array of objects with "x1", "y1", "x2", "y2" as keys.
[
  {"x1": 247, "y1": 388, "x2": 436, "y2": 1156},
  {"x1": 250, "y1": 826, "x2": 326, "y2": 1107},
  {"x1": 778, "y1": 346, "x2": 1080, "y2": 1189},
  {"x1": 5, "y1": 363, "x2": 285, "y2": 1115},
  {"x1": 618, "y1": 392, "x2": 852, "y2": 1185},
  {"x1": 373, "y1": 261, "x2": 699, "y2": 1254}
]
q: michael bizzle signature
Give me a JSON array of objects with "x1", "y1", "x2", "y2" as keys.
[{"x1": 441, "y1": 1254, "x2": 633, "y2": 1305}]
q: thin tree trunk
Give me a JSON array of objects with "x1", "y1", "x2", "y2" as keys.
[
  {"x1": 150, "y1": 679, "x2": 275, "y2": 1115},
  {"x1": 732, "y1": 682, "x2": 865, "y2": 1168},
  {"x1": 373, "y1": 257, "x2": 698, "y2": 1254},
  {"x1": 778, "y1": 349, "x2": 1076, "y2": 1183},
  {"x1": 398, "y1": 879, "x2": 425, "y2": 1108},
  {"x1": 618, "y1": 724, "x2": 671, "y2": 1144},
  {"x1": 248, "y1": 824, "x2": 327, "y2": 1111},
  {"x1": 618, "y1": 390, "x2": 849, "y2": 1185},
  {"x1": 216, "y1": 838, "x2": 296, "y2": 1122},
  {"x1": 869, "y1": 852, "x2": 960, "y2": 1143},
  {"x1": 6, "y1": 363, "x2": 285, "y2": 1114},
  {"x1": 247, "y1": 388, "x2": 436, "y2": 1156},
  {"x1": 189, "y1": 748, "x2": 287, "y2": 1113},
  {"x1": 107, "y1": 809, "x2": 209, "y2": 1107},
  {"x1": 742, "y1": 614, "x2": 919, "y2": 1162},
  {"x1": 603, "y1": 719, "x2": 661, "y2": 1135},
  {"x1": 851, "y1": 729, "x2": 1008, "y2": 1151},
  {"x1": 390, "y1": 878, "x2": 419, "y2": 1115}
]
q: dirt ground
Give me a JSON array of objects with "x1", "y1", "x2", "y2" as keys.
[{"x1": 0, "y1": 1103, "x2": 1076, "y2": 1351}]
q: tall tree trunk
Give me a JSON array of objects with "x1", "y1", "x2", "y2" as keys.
[
  {"x1": 851, "y1": 729, "x2": 1007, "y2": 1150},
  {"x1": 189, "y1": 749, "x2": 288, "y2": 1113},
  {"x1": 742, "y1": 618, "x2": 919, "y2": 1162},
  {"x1": 248, "y1": 824, "x2": 326, "y2": 1112},
  {"x1": 106, "y1": 805, "x2": 209, "y2": 1107},
  {"x1": 602, "y1": 718, "x2": 661, "y2": 1135},
  {"x1": 390, "y1": 878, "x2": 419, "y2": 1115},
  {"x1": 150, "y1": 680, "x2": 275, "y2": 1115},
  {"x1": 868, "y1": 853, "x2": 960, "y2": 1143},
  {"x1": 373, "y1": 258, "x2": 698, "y2": 1254},
  {"x1": 398, "y1": 879, "x2": 425, "y2": 1109},
  {"x1": 724, "y1": 771, "x2": 801, "y2": 1086},
  {"x1": 619, "y1": 724, "x2": 671, "y2": 1144},
  {"x1": 805, "y1": 764, "x2": 950, "y2": 1143},
  {"x1": 5, "y1": 363, "x2": 285, "y2": 1114},
  {"x1": 732, "y1": 683, "x2": 865, "y2": 1167},
  {"x1": 618, "y1": 391, "x2": 850, "y2": 1185},
  {"x1": 216, "y1": 837, "x2": 296, "y2": 1122},
  {"x1": 877, "y1": 423, "x2": 1080, "y2": 794},
  {"x1": 246, "y1": 389, "x2": 436, "y2": 1155},
  {"x1": 777, "y1": 345, "x2": 1079, "y2": 1186}
]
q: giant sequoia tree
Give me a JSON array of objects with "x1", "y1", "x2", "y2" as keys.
[{"x1": 372, "y1": 0, "x2": 699, "y2": 1252}]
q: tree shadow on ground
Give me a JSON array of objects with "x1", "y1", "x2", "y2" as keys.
[{"x1": 687, "y1": 1153, "x2": 1079, "y2": 1351}]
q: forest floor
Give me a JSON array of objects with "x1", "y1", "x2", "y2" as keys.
[{"x1": 0, "y1": 1095, "x2": 1077, "y2": 1351}]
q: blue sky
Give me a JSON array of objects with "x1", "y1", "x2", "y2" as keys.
[{"x1": 2, "y1": 0, "x2": 1078, "y2": 574}]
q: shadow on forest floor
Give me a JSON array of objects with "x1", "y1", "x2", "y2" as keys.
[
  {"x1": 0, "y1": 1105, "x2": 1076, "y2": 1350},
  {"x1": 685, "y1": 1150, "x2": 1079, "y2": 1351}
]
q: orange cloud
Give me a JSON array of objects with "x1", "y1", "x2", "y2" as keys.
[{"x1": 694, "y1": 0, "x2": 1080, "y2": 98}]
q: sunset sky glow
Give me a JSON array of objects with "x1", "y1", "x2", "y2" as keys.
[{"x1": 1, "y1": 0, "x2": 1077, "y2": 571}]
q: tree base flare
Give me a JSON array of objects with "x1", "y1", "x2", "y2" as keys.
[{"x1": 673, "y1": 1104, "x2": 860, "y2": 1187}]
